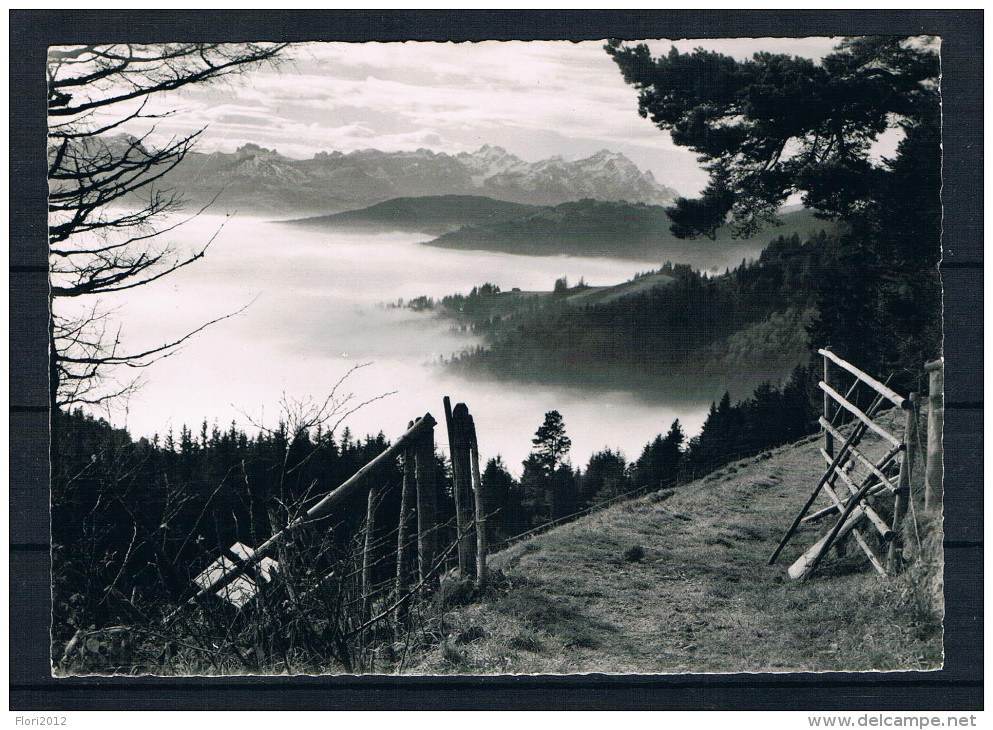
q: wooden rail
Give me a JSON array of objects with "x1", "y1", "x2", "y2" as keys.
[
  {"x1": 817, "y1": 348, "x2": 908, "y2": 410},
  {"x1": 819, "y1": 380, "x2": 901, "y2": 448}
]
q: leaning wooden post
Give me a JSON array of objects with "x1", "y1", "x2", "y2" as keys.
[
  {"x1": 414, "y1": 419, "x2": 438, "y2": 584},
  {"x1": 450, "y1": 402, "x2": 477, "y2": 576},
  {"x1": 467, "y1": 413, "x2": 487, "y2": 590},
  {"x1": 924, "y1": 359, "x2": 944, "y2": 511},
  {"x1": 361, "y1": 481, "x2": 380, "y2": 620},
  {"x1": 887, "y1": 393, "x2": 919, "y2": 573},
  {"x1": 395, "y1": 424, "x2": 416, "y2": 602}
]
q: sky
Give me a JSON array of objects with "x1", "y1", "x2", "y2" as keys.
[{"x1": 118, "y1": 37, "x2": 844, "y2": 197}]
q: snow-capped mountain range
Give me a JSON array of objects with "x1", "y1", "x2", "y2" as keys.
[{"x1": 162, "y1": 142, "x2": 680, "y2": 216}]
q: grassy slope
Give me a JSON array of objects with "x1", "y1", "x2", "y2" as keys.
[{"x1": 410, "y1": 409, "x2": 943, "y2": 675}]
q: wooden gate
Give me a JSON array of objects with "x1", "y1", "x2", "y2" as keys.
[{"x1": 769, "y1": 348, "x2": 920, "y2": 580}]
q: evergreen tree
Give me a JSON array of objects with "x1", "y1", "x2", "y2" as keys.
[
  {"x1": 481, "y1": 456, "x2": 520, "y2": 540},
  {"x1": 658, "y1": 419, "x2": 685, "y2": 487},
  {"x1": 579, "y1": 448, "x2": 629, "y2": 503},
  {"x1": 531, "y1": 410, "x2": 572, "y2": 476},
  {"x1": 607, "y1": 36, "x2": 941, "y2": 381},
  {"x1": 522, "y1": 411, "x2": 574, "y2": 524}
]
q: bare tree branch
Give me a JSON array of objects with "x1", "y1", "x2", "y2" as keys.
[{"x1": 48, "y1": 42, "x2": 288, "y2": 409}]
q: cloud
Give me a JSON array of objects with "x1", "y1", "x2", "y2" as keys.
[{"x1": 96, "y1": 38, "x2": 852, "y2": 196}]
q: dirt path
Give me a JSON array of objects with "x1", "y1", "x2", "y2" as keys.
[{"x1": 408, "y1": 412, "x2": 942, "y2": 675}]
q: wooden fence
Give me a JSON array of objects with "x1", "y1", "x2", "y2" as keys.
[
  {"x1": 188, "y1": 397, "x2": 491, "y2": 618},
  {"x1": 769, "y1": 348, "x2": 942, "y2": 580}
]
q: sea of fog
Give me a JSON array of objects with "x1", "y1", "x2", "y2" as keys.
[{"x1": 62, "y1": 214, "x2": 762, "y2": 475}]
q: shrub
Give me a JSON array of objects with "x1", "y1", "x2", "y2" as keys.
[{"x1": 624, "y1": 545, "x2": 646, "y2": 563}]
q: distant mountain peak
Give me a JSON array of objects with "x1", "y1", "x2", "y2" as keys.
[
  {"x1": 162, "y1": 140, "x2": 681, "y2": 215},
  {"x1": 235, "y1": 143, "x2": 282, "y2": 159},
  {"x1": 462, "y1": 144, "x2": 523, "y2": 164}
]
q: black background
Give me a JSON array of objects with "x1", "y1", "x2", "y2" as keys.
[{"x1": 10, "y1": 10, "x2": 983, "y2": 711}]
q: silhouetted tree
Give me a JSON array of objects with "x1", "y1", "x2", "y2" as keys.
[
  {"x1": 607, "y1": 36, "x2": 941, "y2": 380},
  {"x1": 481, "y1": 456, "x2": 521, "y2": 541},
  {"x1": 658, "y1": 419, "x2": 685, "y2": 487},
  {"x1": 579, "y1": 448, "x2": 629, "y2": 503},
  {"x1": 522, "y1": 410, "x2": 573, "y2": 523},
  {"x1": 48, "y1": 42, "x2": 288, "y2": 410}
]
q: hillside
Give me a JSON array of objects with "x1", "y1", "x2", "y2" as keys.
[
  {"x1": 282, "y1": 195, "x2": 540, "y2": 236},
  {"x1": 442, "y1": 233, "x2": 839, "y2": 402},
  {"x1": 425, "y1": 200, "x2": 831, "y2": 260},
  {"x1": 412, "y1": 272, "x2": 676, "y2": 325},
  {"x1": 408, "y1": 409, "x2": 943, "y2": 674}
]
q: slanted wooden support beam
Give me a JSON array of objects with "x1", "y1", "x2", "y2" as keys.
[
  {"x1": 819, "y1": 380, "x2": 902, "y2": 448},
  {"x1": 819, "y1": 471, "x2": 887, "y2": 575},
  {"x1": 801, "y1": 479, "x2": 893, "y2": 523},
  {"x1": 770, "y1": 409, "x2": 878, "y2": 565},
  {"x1": 789, "y1": 509, "x2": 867, "y2": 580},
  {"x1": 789, "y1": 474, "x2": 882, "y2": 580},
  {"x1": 818, "y1": 418, "x2": 903, "y2": 491},
  {"x1": 853, "y1": 531, "x2": 887, "y2": 576},
  {"x1": 819, "y1": 448, "x2": 895, "y2": 540},
  {"x1": 818, "y1": 348, "x2": 908, "y2": 410},
  {"x1": 307, "y1": 414, "x2": 437, "y2": 521}
]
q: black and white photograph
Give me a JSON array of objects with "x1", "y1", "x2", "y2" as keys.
[{"x1": 42, "y1": 31, "x2": 950, "y2": 679}]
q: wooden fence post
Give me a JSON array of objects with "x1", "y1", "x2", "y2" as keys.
[
  {"x1": 361, "y1": 481, "x2": 379, "y2": 620},
  {"x1": 823, "y1": 347, "x2": 835, "y2": 458},
  {"x1": 449, "y1": 402, "x2": 477, "y2": 577},
  {"x1": 395, "y1": 427, "x2": 415, "y2": 601},
  {"x1": 467, "y1": 413, "x2": 487, "y2": 590},
  {"x1": 924, "y1": 359, "x2": 944, "y2": 511},
  {"x1": 414, "y1": 419, "x2": 438, "y2": 584},
  {"x1": 887, "y1": 393, "x2": 919, "y2": 573}
]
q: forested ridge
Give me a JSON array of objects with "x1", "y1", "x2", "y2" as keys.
[
  {"x1": 441, "y1": 230, "x2": 837, "y2": 397},
  {"x1": 425, "y1": 199, "x2": 826, "y2": 259}
]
